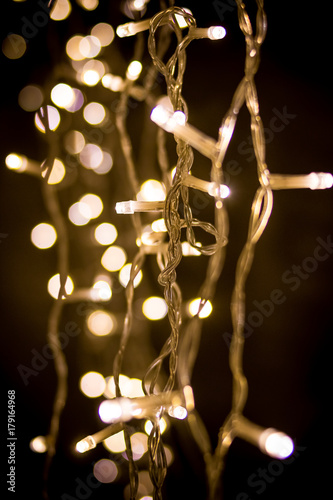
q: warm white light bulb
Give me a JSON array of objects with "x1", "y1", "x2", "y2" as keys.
[
  {"x1": 126, "y1": 60, "x2": 143, "y2": 81},
  {"x1": 260, "y1": 430, "x2": 294, "y2": 459},
  {"x1": 207, "y1": 26, "x2": 226, "y2": 40}
]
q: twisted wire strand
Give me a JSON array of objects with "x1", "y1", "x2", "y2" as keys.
[
  {"x1": 208, "y1": 2, "x2": 272, "y2": 497},
  {"x1": 38, "y1": 106, "x2": 70, "y2": 500}
]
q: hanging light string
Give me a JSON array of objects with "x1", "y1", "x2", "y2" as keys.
[
  {"x1": 9, "y1": 1, "x2": 329, "y2": 498},
  {"x1": 36, "y1": 105, "x2": 70, "y2": 500}
]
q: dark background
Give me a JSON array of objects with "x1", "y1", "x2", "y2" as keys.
[{"x1": 1, "y1": 1, "x2": 332, "y2": 499}]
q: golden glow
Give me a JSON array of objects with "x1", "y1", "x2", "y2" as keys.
[
  {"x1": 64, "y1": 130, "x2": 85, "y2": 154},
  {"x1": 2, "y1": 34, "x2": 26, "y2": 59},
  {"x1": 29, "y1": 436, "x2": 47, "y2": 453},
  {"x1": 137, "y1": 180, "x2": 166, "y2": 201},
  {"x1": 92, "y1": 280, "x2": 112, "y2": 301},
  {"x1": 91, "y1": 23, "x2": 115, "y2": 46},
  {"x1": 34, "y1": 106, "x2": 60, "y2": 133},
  {"x1": 50, "y1": 0, "x2": 72, "y2": 21},
  {"x1": 5, "y1": 153, "x2": 27, "y2": 172},
  {"x1": 151, "y1": 218, "x2": 167, "y2": 233},
  {"x1": 144, "y1": 418, "x2": 167, "y2": 436},
  {"x1": 142, "y1": 297, "x2": 168, "y2": 320},
  {"x1": 103, "y1": 430, "x2": 126, "y2": 453},
  {"x1": 31, "y1": 223, "x2": 57, "y2": 249},
  {"x1": 79, "y1": 193, "x2": 103, "y2": 219},
  {"x1": 41, "y1": 158, "x2": 66, "y2": 185},
  {"x1": 79, "y1": 143, "x2": 104, "y2": 170},
  {"x1": 66, "y1": 35, "x2": 85, "y2": 61},
  {"x1": 82, "y1": 69, "x2": 100, "y2": 86},
  {"x1": 83, "y1": 102, "x2": 106, "y2": 125},
  {"x1": 78, "y1": 0, "x2": 99, "y2": 11},
  {"x1": 18, "y1": 85, "x2": 43, "y2": 112},
  {"x1": 119, "y1": 263, "x2": 143, "y2": 288},
  {"x1": 130, "y1": 432, "x2": 148, "y2": 460},
  {"x1": 80, "y1": 59, "x2": 105, "y2": 86},
  {"x1": 93, "y1": 459, "x2": 118, "y2": 483},
  {"x1": 102, "y1": 73, "x2": 124, "y2": 92},
  {"x1": 47, "y1": 274, "x2": 74, "y2": 299},
  {"x1": 87, "y1": 310, "x2": 115, "y2": 336},
  {"x1": 95, "y1": 151, "x2": 113, "y2": 174},
  {"x1": 65, "y1": 88, "x2": 84, "y2": 112},
  {"x1": 126, "y1": 60, "x2": 143, "y2": 81},
  {"x1": 101, "y1": 246, "x2": 127, "y2": 272},
  {"x1": 94, "y1": 223, "x2": 118, "y2": 245},
  {"x1": 68, "y1": 202, "x2": 91, "y2": 226},
  {"x1": 188, "y1": 298, "x2": 213, "y2": 318},
  {"x1": 79, "y1": 371, "x2": 106, "y2": 398},
  {"x1": 103, "y1": 374, "x2": 132, "y2": 398},
  {"x1": 79, "y1": 35, "x2": 101, "y2": 58}
]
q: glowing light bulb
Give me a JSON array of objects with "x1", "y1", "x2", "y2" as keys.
[
  {"x1": 76, "y1": 436, "x2": 95, "y2": 453},
  {"x1": 119, "y1": 263, "x2": 143, "y2": 288},
  {"x1": 68, "y1": 202, "x2": 91, "y2": 226},
  {"x1": 94, "y1": 223, "x2": 117, "y2": 245},
  {"x1": 144, "y1": 418, "x2": 167, "y2": 436},
  {"x1": 64, "y1": 130, "x2": 85, "y2": 154},
  {"x1": 82, "y1": 69, "x2": 100, "y2": 86},
  {"x1": 92, "y1": 280, "x2": 112, "y2": 300},
  {"x1": 50, "y1": 0, "x2": 72, "y2": 20},
  {"x1": 168, "y1": 405, "x2": 187, "y2": 420},
  {"x1": 101, "y1": 246, "x2": 127, "y2": 272},
  {"x1": 80, "y1": 143, "x2": 104, "y2": 170},
  {"x1": 79, "y1": 194, "x2": 103, "y2": 219},
  {"x1": 208, "y1": 26, "x2": 227, "y2": 40},
  {"x1": 30, "y1": 436, "x2": 47, "y2": 453},
  {"x1": 142, "y1": 297, "x2": 168, "y2": 320},
  {"x1": 126, "y1": 60, "x2": 143, "y2": 81},
  {"x1": 79, "y1": 371, "x2": 106, "y2": 398},
  {"x1": 98, "y1": 400, "x2": 132, "y2": 424},
  {"x1": 5, "y1": 153, "x2": 27, "y2": 172},
  {"x1": 91, "y1": 23, "x2": 115, "y2": 46},
  {"x1": 260, "y1": 429, "x2": 294, "y2": 459},
  {"x1": 79, "y1": 35, "x2": 101, "y2": 58},
  {"x1": 51, "y1": 83, "x2": 75, "y2": 109},
  {"x1": 104, "y1": 374, "x2": 132, "y2": 399},
  {"x1": 137, "y1": 180, "x2": 166, "y2": 201},
  {"x1": 83, "y1": 102, "x2": 106, "y2": 125},
  {"x1": 47, "y1": 274, "x2": 74, "y2": 299},
  {"x1": 66, "y1": 35, "x2": 85, "y2": 61},
  {"x1": 103, "y1": 430, "x2": 126, "y2": 452},
  {"x1": 188, "y1": 298, "x2": 212, "y2": 318},
  {"x1": 93, "y1": 459, "x2": 118, "y2": 483},
  {"x1": 41, "y1": 158, "x2": 66, "y2": 185},
  {"x1": 31, "y1": 223, "x2": 57, "y2": 249},
  {"x1": 87, "y1": 310, "x2": 115, "y2": 336},
  {"x1": 34, "y1": 106, "x2": 60, "y2": 133}
]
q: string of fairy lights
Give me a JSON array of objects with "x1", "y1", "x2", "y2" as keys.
[{"x1": 4, "y1": 0, "x2": 333, "y2": 499}]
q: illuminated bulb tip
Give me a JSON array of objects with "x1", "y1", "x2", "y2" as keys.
[
  {"x1": 260, "y1": 430, "x2": 294, "y2": 459},
  {"x1": 309, "y1": 172, "x2": 333, "y2": 189},
  {"x1": 76, "y1": 436, "x2": 96, "y2": 453},
  {"x1": 208, "y1": 26, "x2": 226, "y2": 40},
  {"x1": 5, "y1": 153, "x2": 27, "y2": 172}
]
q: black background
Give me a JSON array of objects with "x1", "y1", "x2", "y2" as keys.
[{"x1": 1, "y1": 1, "x2": 332, "y2": 499}]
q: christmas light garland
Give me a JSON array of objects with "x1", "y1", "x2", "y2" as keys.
[{"x1": 5, "y1": 1, "x2": 333, "y2": 499}]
